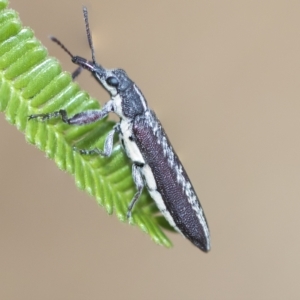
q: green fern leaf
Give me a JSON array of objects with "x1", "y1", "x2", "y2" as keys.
[{"x1": 0, "y1": 0, "x2": 175, "y2": 248}]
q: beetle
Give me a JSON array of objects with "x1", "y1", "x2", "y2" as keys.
[{"x1": 29, "y1": 7, "x2": 211, "y2": 252}]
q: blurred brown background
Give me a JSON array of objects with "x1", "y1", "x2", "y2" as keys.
[{"x1": 1, "y1": 0, "x2": 300, "y2": 299}]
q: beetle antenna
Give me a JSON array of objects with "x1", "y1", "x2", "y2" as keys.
[
  {"x1": 49, "y1": 36, "x2": 74, "y2": 59},
  {"x1": 82, "y1": 6, "x2": 96, "y2": 64},
  {"x1": 49, "y1": 36, "x2": 83, "y2": 79},
  {"x1": 71, "y1": 66, "x2": 83, "y2": 79}
]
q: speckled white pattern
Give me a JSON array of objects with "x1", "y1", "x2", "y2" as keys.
[{"x1": 144, "y1": 110, "x2": 210, "y2": 247}]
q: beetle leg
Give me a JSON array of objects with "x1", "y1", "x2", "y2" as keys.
[
  {"x1": 73, "y1": 125, "x2": 118, "y2": 157},
  {"x1": 28, "y1": 100, "x2": 114, "y2": 125},
  {"x1": 127, "y1": 164, "x2": 144, "y2": 219}
]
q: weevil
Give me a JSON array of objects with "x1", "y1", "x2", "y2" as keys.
[{"x1": 29, "y1": 7, "x2": 211, "y2": 252}]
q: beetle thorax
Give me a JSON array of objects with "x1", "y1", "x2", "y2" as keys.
[{"x1": 112, "y1": 83, "x2": 148, "y2": 120}]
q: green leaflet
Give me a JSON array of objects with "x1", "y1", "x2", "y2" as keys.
[{"x1": 0, "y1": 0, "x2": 175, "y2": 248}]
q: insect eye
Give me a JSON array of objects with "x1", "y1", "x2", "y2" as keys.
[{"x1": 106, "y1": 76, "x2": 119, "y2": 87}]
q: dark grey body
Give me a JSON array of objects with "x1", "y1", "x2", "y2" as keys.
[
  {"x1": 29, "y1": 7, "x2": 211, "y2": 251},
  {"x1": 132, "y1": 111, "x2": 210, "y2": 251}
]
